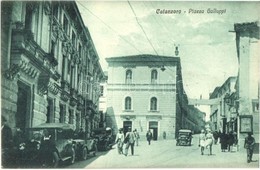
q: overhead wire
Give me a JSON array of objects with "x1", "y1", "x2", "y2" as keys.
[
  {"x1": 77, "y1": 1, "x2": 143, "y2": 54},
  {"x1": 127, "y1": 1, "x2": 159, "y2": 56}
]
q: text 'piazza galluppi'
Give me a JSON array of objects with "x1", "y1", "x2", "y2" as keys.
[{"x1": 156, "y1": 8, "x2": 227, "y2": 15}]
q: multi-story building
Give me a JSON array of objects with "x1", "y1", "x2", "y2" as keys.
[
  {"x1": 98, "y1": 71, "x2": 108, "y2": 128},
  {"x1": 105, "y1": 55, "x2": 179, "y2": 140},
  {"x1": 209, "y1": 77, "x2": 237, "y2": 133},
  {"x1": 1, "y1": 1, "x2": 104, "y2": 138},
  {"x1": 233, "y1": 21, "x2": 259, "y2": 148},
  {"x1": 105, "y1": 54, "x2": 204, "y2": 139}
]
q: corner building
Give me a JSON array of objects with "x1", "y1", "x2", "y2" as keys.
[
  {"x1": 1, "y1": 1, "x2": 104, "y2": 137},
  {"x1": 106, "y1": 55, "x2": 183, "y2": 140}
]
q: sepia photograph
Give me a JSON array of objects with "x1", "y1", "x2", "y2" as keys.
[{"x1": 1, "y1": 0, "x2": 259, "y2": 168}]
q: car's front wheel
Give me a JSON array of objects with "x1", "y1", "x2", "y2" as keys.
[{"x1": 81, "y1": 147, "x2": 88, "y2": 160}]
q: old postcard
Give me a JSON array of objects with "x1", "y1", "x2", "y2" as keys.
[{"x1": 1, "y1": 0, "x2": 259, "y2": 168}]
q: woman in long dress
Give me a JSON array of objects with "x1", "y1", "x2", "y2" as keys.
[
  {"x1": 205, "y1": 129, "x2": 214, "y2": 155},
  {"x1": 198, "y1": 129, "x2": 206, "y2": 155}
]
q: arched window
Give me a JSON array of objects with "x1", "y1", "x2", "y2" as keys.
[
  {"x1": 151, "y1": 70, "x2": 157, "y2": 84},
  {"x1": 150, "y1": 97, "x2": 157, "y2": 111},
  {"x1": 125, "y1": 97, "x2": 132, "y2": 110},
  {"x1": 125, "y1": 70, "x2": 132, "y2": 84}
]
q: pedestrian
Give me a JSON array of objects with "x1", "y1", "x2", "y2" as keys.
[
  {"x1": 39, "y1": 129, "x2": 59, "y2": 167},
  {"x1": 205, "y1": 129, "x2": 214, "y2": 155},
  {"x1": 163, "y1": 131, "x2": 166, "y2": 139},
  {"x1": 1, "y1": 116, "x2": 14, "y2": 168},
  {"x1": 133, "y1": 129, "x2": 140, "y2": 146},
  {"x1": 244, "y1": 132, "x2": 255, "y2": 163},
  {"x1": 227, "y1": 131, "x2": 234, "y2": 152},
  {"x1": 13, "y1": 128, "x2": 26, "y2": 150},
  {"x1": 198, "y1": 129, "x2": 206, "y2": 155},
  {"x1": 115, "y1": 128, "x2": 124, "y2": 154},
  {"x1": 124, "y1": 127, "x2": 135, "y2": 156},
  {"x1": 146, "y1": 129, "x2": 153, "y2": 145},
  {"x1": 220, "y1": 132, "x2": 228, "y2": 152},
  {"x1": 213, "y1": 131, "x2": 219, "y2": 144}
]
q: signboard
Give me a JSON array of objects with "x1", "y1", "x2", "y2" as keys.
[{"x1": 240, "y1": 115, "x2": 253, "y2": 133}]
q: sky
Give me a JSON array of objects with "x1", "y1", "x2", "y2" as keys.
[{"x1": 76, "y1": 0, "x2": 260, "y2": 118}]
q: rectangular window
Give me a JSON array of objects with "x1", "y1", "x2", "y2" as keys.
[
  {"x1": 63, "y1": 15, "x2": 68, "y2": 34},
  {"x1": 59, "y1": 104, "x2": 65, "y2": 123},
  {"x1": 62, "y1": 55, "x2": 66, "y2": 81},
  {"x1": 100, "y1": 85, "x2": 104, "y2": 96},
  {"x1": 72, "y1": 32, "x2": 76, "y2": 48},
  {"x1": 69, "y1": 110, "x2": 73, "y2": 124}
]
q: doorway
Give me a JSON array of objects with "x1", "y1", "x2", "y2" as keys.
[
  {"x1": 123, "y1": 121, "x2": 132, "y2": 136},
  {"x1": 16, "y1": 81, "x2": 31, "y2": 131},
  {"x1": 149, "y1": 121, "x2": 158, "y2": 140}
]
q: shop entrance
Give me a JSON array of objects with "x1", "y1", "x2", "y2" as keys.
[
  {"x1": 149, "y1": 121, "x2": 158, "y2": 140},
  {"x1": 16, "y1": 81, "x2": 31, "y2": 131},
  {"x1": 123, "y1": 121, "x2": 132, "y2": 136}
]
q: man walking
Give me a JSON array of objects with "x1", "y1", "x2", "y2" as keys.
[
  {"x1": 146, "y1": 130, "x2": 153, "y2": 145},
  {"x1": 124, "y1": 127, "x2": 135, "y2": 156},
  {"x1": 133, "y1": 129, "x2": 140, "y2": 146},
  {"x1": 115, "y1": 128, "x2": 124, "y2": 154},
  {"x1": 244, "y1": 132, "x2": 255, "y2": 163}
]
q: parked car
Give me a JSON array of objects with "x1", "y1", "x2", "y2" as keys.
[
  {"x1": 72, "y1": 138, "x2": 97, "y2": 160},
  {"x1": 91, "y1": 127, "x2": 114, "y2": 151},
  {"x1": 15, "y1": 123, "x2": 78, "y2": 168},
  {"x1": 176, "y1": 129, "x2": 192, "y2": 146}
]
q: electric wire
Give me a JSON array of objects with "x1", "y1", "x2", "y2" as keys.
[{"x1": 77, "y1": 1, "x2": 143, "y2": 54}]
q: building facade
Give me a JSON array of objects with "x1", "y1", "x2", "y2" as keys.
[
  {"x1": 209, "y1": 77, "x2": 237, "y2": 133},
  {"x1": 1, "y1": 1, "x2": 104, "y2": 138},
  {"x1": 105, "y1": 55, "x2": 179, "y2": 140},
  {"x1": 233, "y1": 22, "x2": 259, "y2": 147},
  {"x1": 98, "y1": 72, "x2": 108, "y2": 128}
]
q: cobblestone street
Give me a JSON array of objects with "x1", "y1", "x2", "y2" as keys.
[{"x1": 66, "y1": 135, "x2": 259, "y2": 168}]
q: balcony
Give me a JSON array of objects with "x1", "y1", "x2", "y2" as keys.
[{"x1": 70, "y1": 88, "x2": 78, "y2": 106}]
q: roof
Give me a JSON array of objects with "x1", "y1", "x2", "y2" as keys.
[
  {"x1": 178, "y1": 129, "x2": 192, "y2": 133},
  {"x1": 29, "y1": 123, "x2": 75, "y2": 130},
  {"x1": 234, "y1": 21, "x2": 260, "y2": 39},
  {"x1": 92, "y1": 127, "x2": 111, "y2": 132},
  {"x1": 106, "y1": 54, "x2": 180, "y2": 63}
]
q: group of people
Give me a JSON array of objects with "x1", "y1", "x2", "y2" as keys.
[
  {"x1": 219, "y1": 131, "x2": 238, "y2": 152},
  {"x1": 115, "y1": 128, "x2": 154, "y2": 156},
  {"x1": 198, "y1": 129, "x2": 214, "y2": 155},
  {"x1": 115, "y1": 127, "x2": 140, "y2": 156},
  {"x1": 198, "y1": 128, "x2": 256, "y2": 163}
]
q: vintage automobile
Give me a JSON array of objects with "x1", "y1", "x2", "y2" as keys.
[
  {"x1": 16, "y1": 123, "x2": 81, "y2": 168},
  {"x1": 176, "y1": 129, "x2": 193, "y2": 146},
  {"x1": 91, "y1": 127, "x2": 114, "y2": 151},
  {"x1": 73, "y1": 137, "x2": 97, "y2": 160}
]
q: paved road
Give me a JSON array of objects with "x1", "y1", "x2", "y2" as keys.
[{"x1": 66, "y1": 135, "x2": 259, "y2": 168}]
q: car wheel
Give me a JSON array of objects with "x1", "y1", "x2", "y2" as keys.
[
  {"x1": 82, "y1": 147, "x2": 88, "y2": 160},
  {"x1": 70, "y1": 148, "x2": 76, "y2": 164}
]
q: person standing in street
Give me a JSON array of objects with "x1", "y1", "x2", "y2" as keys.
[
  {"x1": 244, "y1": 132, "x2": 255, "y2": 163},
  {"x1": 205, "y1": 129, "x2": 214, "y2": 155},
  {"x1": 133, "y1": 129, "x2": 140, "y2": 146},
  {"x1": 1, "y1": 116, "x2": 13, "y2": 168},
  {"x1": 115, "y1": 128, "x2": 124, "y2": 154},
  {"x1": 220, "y1": 132, "x2": 228, "y2": 152},
  {"x1": 124, "y1": 127, "x2": 135, "y2": 156},
  {"x1": 146, "y1": 129, "x2": 153, "y2": 145},
  {"x1": 198, "y1": 129, "x2": 206, "y2": 155}
]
